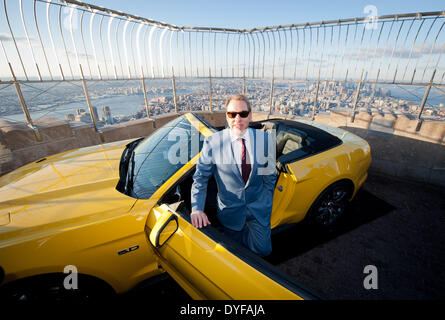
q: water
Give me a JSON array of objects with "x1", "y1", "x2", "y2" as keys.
[
  {"x1": 384, "y1": 86, "x2": 444, "y2": 106},
  {"x1": 1, "y1": 83, "x2": 443, "y2": 124},
  {"x1": 2, "y1": 91, "x2": 188, "y2": 123}
]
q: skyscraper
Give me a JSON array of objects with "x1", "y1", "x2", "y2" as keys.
[{"x1": 102, "y1": 106, "x2": 113, "y2": 125}]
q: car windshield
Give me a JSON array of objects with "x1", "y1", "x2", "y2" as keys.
[{"x1": 117, "y1": 115, "x2": 205, "y2": 199}]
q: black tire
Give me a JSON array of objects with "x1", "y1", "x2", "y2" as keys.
[
  {"x1": 0, "y1": 274, "x2": 115, "y2": 303},
  {"x1": 307, "y1": 181, "x2": 352, "y2": 229}
]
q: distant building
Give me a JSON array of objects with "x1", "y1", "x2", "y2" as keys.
[
  {"x1": 92, "y1": 106, "x2": 99, "y2": 122},
  {"x1": 102, "y1": 106, "x2": 113, "y2": 125},
  {"x1": 75, "y1": 113, "x2": 92, "y2": 123},
  {"x1": 150, "y1": 96, "x2": 172, "y2": 104}
]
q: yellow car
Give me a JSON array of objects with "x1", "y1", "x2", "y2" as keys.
[{"x1": 0, "y1": 113, "x2": 370, "y2": 301}]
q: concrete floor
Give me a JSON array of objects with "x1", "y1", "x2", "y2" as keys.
[
  {"x1": 123, "y1": 172, "x2": 445, "y2": 300},
  {"x1": 270, "y1": 172, "x2": 445, "y2": 300}
]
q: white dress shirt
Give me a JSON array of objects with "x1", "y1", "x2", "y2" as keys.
[{"x1": 230, "y1": 129, "x2": 253, "y2": 176}]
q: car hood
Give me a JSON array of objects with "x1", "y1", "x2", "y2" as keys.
[{"x1": 0, "y1": 140, "x2": 138, "y2": 239}]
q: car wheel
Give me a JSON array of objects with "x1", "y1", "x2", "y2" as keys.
[
  {"x1": 0, "y1": 274, "x2": 115, "y2": 303},
  {"x1": 308, "y1": 181, "x2": 351, "y2": 229}
]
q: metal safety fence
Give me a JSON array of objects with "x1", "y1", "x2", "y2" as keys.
[{"x1": 0, "y1": 0, "x2": 444, "y2": 140}]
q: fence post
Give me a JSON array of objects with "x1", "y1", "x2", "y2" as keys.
[
  {"x1": 269, "y1": 76, "x2": 275, "y2": 116},
  {"x1": 209, "y1": 68, "x2": 213, "y2": 112},
  {"x1": 311, "y1": 78, "x2": 321, "y2": 121},
  {"x1": 242, "y1": 70, "x2": 246, "y2": 95},
  {"x1": 351, "y1": 73, "x2": 364, "y2": 123},
  {"x1": 416, "y1": 69, "x2": 436, "y2": 131},
  {"x1": 172, "y1": 67, "x2": 179, "y2": 114},
  {"x1": 141, "y1": 76, "x2": 151, "y2": 118},
  {"x1": 80, "y1": 65, "x2": 103, "y2": 142},
  {"x1": 9, "y1": 63, "x2": 41, "y2": 141}
]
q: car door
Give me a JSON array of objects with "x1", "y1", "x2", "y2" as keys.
[
  {"x1": 270, "y1": 167, "x2": 302, "y2": 228},
  {"x1": 145, "y1": 203, "x2": 316, "y2": 300},
  {"x1": 270, "y1": 137, "x2": 314, "y2": 228}
]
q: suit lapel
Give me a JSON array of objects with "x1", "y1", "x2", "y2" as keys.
[
  {"x1": 245, "y1": 128, "x2": 256, "y2": 188},
  {"x1": 225, "y1": 129, "x2": 244, "y2": 184},
  {"x1": 225, "y1": 128, "x2": 258, "y2": 187}
]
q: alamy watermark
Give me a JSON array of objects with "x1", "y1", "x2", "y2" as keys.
[
  {"x1": 163, "y1": 129, "x2": 277, "y2": 176},
  {"x1": 63, "y1": 265, "x2": 78, "y2": 290},
  {"x1": 364, "y1": 5, "x2": 379, "y2": 30},
  {"x1": 363, "y1": 265, "x2": 378, "y2": 290},
  {"x1": 62, "y1": 6, "x2": 80, "y2": 32}
]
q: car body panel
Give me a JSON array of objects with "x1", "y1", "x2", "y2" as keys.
[
  {"x1": 0, "y1": 139, "x2": 161, "y2": 293},
  {"x1": 271, "y1": 122, "x2": 370, "y2": 227},
  {"x1": 145, "y1": 204, "x2": 304, "y2": 300},
  {"x1": 0, "y1": 113, "x2": 214, "y2": 292},
  {"x1": 271, "y1": 143, "x2": 369, "y2": 227}
]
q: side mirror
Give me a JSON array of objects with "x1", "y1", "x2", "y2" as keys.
[{"x1": 149, "y1": 213, "x2": 179, "y2": 248}]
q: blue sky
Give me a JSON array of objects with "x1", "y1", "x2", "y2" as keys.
[
  {"x1": 85, "y1": 0, "x2": 444, "y2": 29},
  {"x1": 0, "y1": 0, "x2": 443, "y2": 81}
]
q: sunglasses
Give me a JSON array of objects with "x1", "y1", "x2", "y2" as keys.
[{"x1": 226, "y1": 111, "x2": 250, "y2": 119}]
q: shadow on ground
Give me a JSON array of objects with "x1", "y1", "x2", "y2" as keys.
[{"x1": 266, "y1": 188, "x2": 396, "y2": 265}]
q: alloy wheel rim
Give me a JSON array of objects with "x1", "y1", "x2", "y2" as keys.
[{"x1": 315, "y1": 187, "x2": 348, "y2": 226}]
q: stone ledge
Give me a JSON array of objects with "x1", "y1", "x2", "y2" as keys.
[
  {"x1": 0, "y1": 121, "x2": 37, "y2": 150},
  {"x1": 73, "y1": 124, "x2": 102, "y2": 147},
  {"x1": 34, "y1": 117, "x2": 73, "y2": 142},
  {"x1": 251, "y1": 112, "x2": 269, "y2": 122},
  {"x1": 418, "y1": 120, "x2": 445, "y2": 144},
  {"x1": 151, "y1": 113, "x2": 180, "y2": 128},
  {"x1": 0, "y1": 143, "x2": 12, "y2": 165},
  {"x1": 318, "y1": 112, "x2": 445, "y2": 145},
  {"x1": 101, "y1": 118, "x2": 155, "y2": 143},
  {"x1": 393, "y1": 115, "x2": 419, "y2": 136},
  {"x1": 1, "y1": 136, "x2": 80, "y2": 173}
]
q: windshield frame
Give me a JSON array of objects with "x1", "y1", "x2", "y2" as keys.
[{"x1": 116, "y1": 113, "x2": 215, "y2": 199}]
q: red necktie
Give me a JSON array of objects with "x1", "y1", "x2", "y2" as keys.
[{"x1": 241, "y1": 138, "x2": 251, "y2": 184}]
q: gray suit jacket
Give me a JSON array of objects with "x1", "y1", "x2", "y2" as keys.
[{"x1": 191, "y1": 128, "x2": 276, "y2": 231}]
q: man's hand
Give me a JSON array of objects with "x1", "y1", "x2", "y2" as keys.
[{"x1": 191, "y1": 210, "x2": 211, "y2": 228}]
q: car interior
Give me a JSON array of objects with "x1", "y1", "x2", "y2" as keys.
[{"x1": 217, "y1": 119, "x2": 309, "y2": 159}]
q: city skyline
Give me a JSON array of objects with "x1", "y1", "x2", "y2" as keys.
[{"x1": 1, "y1": 79, "x2": 443, "y2": 126}]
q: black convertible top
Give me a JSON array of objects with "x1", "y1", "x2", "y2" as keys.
[
  {"x1": 249, "y1": 118, "x2": 342, "y2": 167},
  {"x1": 250, "y1": 119, "x2": 342, "y2": 152}
]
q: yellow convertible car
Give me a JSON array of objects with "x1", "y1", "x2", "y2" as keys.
[{"x1": 0, "y1": 113, "x2": 371, "y2": 301}]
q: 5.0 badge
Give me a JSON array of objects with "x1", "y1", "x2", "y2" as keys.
[{"x1": 118, "y1": 245, "x2": 139, "y2": 255}]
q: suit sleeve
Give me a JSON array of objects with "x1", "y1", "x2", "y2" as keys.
[
  {"x1": 191, "y1": 136, "x2": 215, "y2": 212},
  {"x1": 263, "y1": 170, "x2": 277, "y2": 195}
]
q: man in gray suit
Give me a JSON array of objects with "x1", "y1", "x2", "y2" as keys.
[{"x1": 191, "y1": 95, "x2": 276, "y2": 256}]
